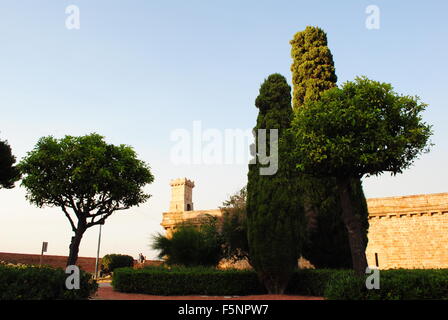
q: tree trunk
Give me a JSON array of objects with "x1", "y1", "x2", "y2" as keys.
[
  {"x1": 336, "y1": 177, "x2": 368, "y2": 276},
  {"x1": 262, "y1": 273, "x2": 289, "y2": 295},
  {"x1": 67, "y1": 228, "x2": 85, "y2": 267}
]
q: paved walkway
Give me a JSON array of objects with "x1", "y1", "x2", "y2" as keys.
[{"x1": 92, "y1": 283, "x2": 323, "y2": 300}]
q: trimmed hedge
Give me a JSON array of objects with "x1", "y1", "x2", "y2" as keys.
[
  {"x1": 113, "y1": 266, "x2": 264, "y2": 296},
  {"x1": 325, "y1": 269, "x2": 448, "y2": 300},
  {"x1": 287, "y1": 269, "x2": 351, "y2": 296},
  {"x1": 113, "y1": 266, "x2": 448, "y2": 299},
  {"x1": 112, "y1": 266, "x2": 346, "y2": 296},
  {"x1": 0, "y1": 264, "x2": 98, "y2": 300},
  {"x1": 102, "y1": 254, "x2": 134, "y2": 274}
]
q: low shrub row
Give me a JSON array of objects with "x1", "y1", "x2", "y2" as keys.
[
  {"x1": 113, "y1": 266, "x2": 264, "y2": 296},
  {"x1": 287, "y1": 269, "x2": 351, "y2": 296},
  {"x1": 324, "y1": 269, "x2": 448, "y2": 300},
  {"x1": 113, "y1": 266, "x2": 448, "y2": 299},
  {"x1": 0, "y1": 263, "x2": 98, "y2": 300}
]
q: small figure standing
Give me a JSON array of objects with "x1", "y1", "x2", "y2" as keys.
[{"x1": 138, "y1": 253, "x2": 144, "y2": 264}]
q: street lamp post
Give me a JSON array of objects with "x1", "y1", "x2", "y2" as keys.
[{"x1": 94, "y1": 219, "x2": 104, "y2": 279}]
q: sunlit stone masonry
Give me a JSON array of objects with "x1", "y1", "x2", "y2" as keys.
[
  {"x1": 366, "y1": 193, "x2": 448, "y2": 269},
  {"x1": 161, "y1": 178, "x2": 222, "y2": 238},
  {"x1": 161, "y1": 178, "x2": 448, "y2": 269}
]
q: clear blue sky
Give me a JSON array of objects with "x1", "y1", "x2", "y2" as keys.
[{"x1": 1, "y1": 1, "x2": 447, "y2": 259}]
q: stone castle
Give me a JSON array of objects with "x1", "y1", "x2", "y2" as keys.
[{"x1": 161, "y1": 178, "x2": 448, "y2": 269}]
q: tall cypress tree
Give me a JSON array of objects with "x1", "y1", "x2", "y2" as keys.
[
  {"x1": 291, "y1": 26, "x2": 337, "y2": 109},
  {"x1": 247, "y1": 74, "x2": 305, "y2": 294},
  {"x1": 290, "y1": 26, "x2": 369, "y2": 269}
]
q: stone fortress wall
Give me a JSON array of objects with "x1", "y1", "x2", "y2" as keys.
[
  {"x1": 162, "y1": 178, "x2": 448, "y2": 269},
  {"x1": 366, "y1": 193, "x2": 448, "y2": 269}
]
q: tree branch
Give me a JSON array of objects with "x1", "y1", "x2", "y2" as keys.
[
  {"x1": 61, "y1": 204, "x2": 77, "y2": 232},
  {"x1": 86, "y1": 211, "x2": 113, "y2": 228},
  {"x1": 86, "y1": 203, "x2": 130, "y2": 228}
]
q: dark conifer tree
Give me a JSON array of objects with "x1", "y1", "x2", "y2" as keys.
[
  {"x1": 247, "y1": 74, "x2": 305, "y2": 294},
  {"x1": 291, "y1": 26, "x2": 338, "y2": 109}
]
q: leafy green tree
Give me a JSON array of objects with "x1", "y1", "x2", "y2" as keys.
[
  {"x1": 290, "y1": 26, "x2": 369, "y2": 269},
  {"x1": 292, "y1": 77, "x2": 433, "y2": 275},
  {"x1": 0, "y1": 139, "x2": 21, "y2": 189},
  {"x1": 152, "y1": 216, "x2": 223, "y2": 267},
  {"x1": 19, "y1": 133, "x2": 154, "y2": 266},
  {"x1": 247, "y1": 74, "x2": 305, "y2": 294},
  {"x1": 219, "y1": 187, "x2": 250, "y2": 262}
]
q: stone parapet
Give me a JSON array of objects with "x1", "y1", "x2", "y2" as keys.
[
  {"x1": 367, "y1": 193, "x2": 448, "y2": 217},
  {"x1": 170, "y1": 178, "x2": 195, "y2": 188},
  {"x1": 161, "y1": 209, "x2": 222, "y2": 237}
]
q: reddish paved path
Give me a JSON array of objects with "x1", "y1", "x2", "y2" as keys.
[{"x1": 92, "y1": 284, "x2": 323, "y2": 300}]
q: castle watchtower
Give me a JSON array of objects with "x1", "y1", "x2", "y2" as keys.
[
  {"x1": 162, "y1": 178, "x2": 222, "y2": 237},
  {"x1": 169, "y1": 178, "x2": 195, "y2": 212}
]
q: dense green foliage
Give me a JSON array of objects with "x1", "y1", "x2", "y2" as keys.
[
  {"x1": 325, "y1": 269, "x2": 448, "y2": 300},
  {"x1": 0, "y1": 264, "x2": 97, "y2": 300},
  {"x1": 292, "y1": 77, "x2": 433, "y2": 179},
  {"x1": 152, "y1": 218, "x2": 223, "y2": 267},
  {"x1": 301, "y1": 178, "x2": 369, "y2": 269},
  {"x1": 290, "y1": 26, "x2": 337, "y2": 109},
  {"x1": 19, "y1": 133, "x2": 154, "y2": 266},
  {"x1": 246, "y1": 73, "x2": 305, "y2": 294},
  {"x1": 219, "y1": 187, "x2": 250, "y2": 262},
  {"x1": 292, "y1": 77, "x2": 433, "y2": 275},
  {"x1": 101, "y1": 254, "x2": 134, "y2": 274},
  {"x1": 290, "y1": 26, "x2": 368, "y2": 269},
  {"x1": 0, "y1": 139, "x2": 20, "y2": 189},
  {"x1": 113, "y1": 266, "x2": 448, "y2": 299},
  {"x1": 113, "y1": 266, "x2": 264, "y2": 296},
  {"x1": 287, "y1": 269, "x2": 351, "y2": 296}
]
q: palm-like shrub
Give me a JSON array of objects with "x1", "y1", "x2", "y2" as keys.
[{"x1": 152, "y1": 217, "x2": 223, "y2": 267}]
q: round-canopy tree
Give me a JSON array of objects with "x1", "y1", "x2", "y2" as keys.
[
  {"x1": 19, "y1": 133, "x2": 154, "y2": 266},
  {"x1": 292, "y1": 77, "x2": 433, "y2": 275},
  {"x1": 0, "y1": 139, "x2": 21, "y2": 189}
]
